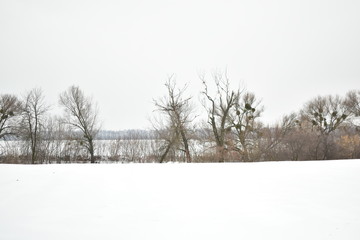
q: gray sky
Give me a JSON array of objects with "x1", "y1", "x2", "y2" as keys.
[{"x1": 1, "y1": 0, "x2": 360, "y2": 130}]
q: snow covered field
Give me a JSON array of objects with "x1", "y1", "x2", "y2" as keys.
[{"x1": 0, "y1": 160, "x2": 359, "y2": 240}]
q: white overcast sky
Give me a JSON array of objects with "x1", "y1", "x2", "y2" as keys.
[{"x1": 1, "y1": 0, "x2": 359, "y2": 130}]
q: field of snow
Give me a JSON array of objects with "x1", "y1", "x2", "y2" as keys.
[{"x1": 0, "y1": 160, "x2": 360, "y2": 240}]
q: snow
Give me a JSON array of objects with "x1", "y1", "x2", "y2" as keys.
[{"x1": 0, "y1": 160, "x2": 360, "y2": 240}]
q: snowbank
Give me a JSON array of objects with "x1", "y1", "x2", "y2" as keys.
[{"x1": 0, "y1": 160, "x2": 359, "y2": 240}]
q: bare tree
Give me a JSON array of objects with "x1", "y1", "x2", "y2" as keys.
[
  {"x1": 260, "y1": 114, "x2": 298, "y2": 161},
  {"x1": 345, "y1": 90, "x2": 360, "y2": 116},
  {"x1": 0, "y1": 94, "x2": 21, "y2": 139},
  {"x1": 301, "y1": 95, "x2": 349, "y2": 159},
  {"x1": 40, "y1": 115, "x2": 68, "y2": 164},
  {"x1": 345, "y1": 90, "x2": 360, "y2": 128},
  {"x1": 59, "y1": 86, "x2": 100, "y2": 163},
  {"x1": 229, "y1": 92, "x2": 264, "y2": 161},
  {"x1": 200, "y1": 72, "x2": 240, "y2": 162},
  {"x1": 19, "y1": 89, "x2": 49, "y2": 164},
  {"x1": 343, "y1": 90, "x2": 360, "y2": 157},
  {"x1": 153, "y1": 77, "x2": 194, "y2": 163}
]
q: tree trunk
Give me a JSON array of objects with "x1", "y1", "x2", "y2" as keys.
[
  {"x1": 89, "y1": 139, "x2": 95, "y2": 163},
  {"x1": 179, "y1": 129, "x2": 191, "y2": 163},
  {"x1": 160, "y1": 140, "x2": 174, "y2": 163}
]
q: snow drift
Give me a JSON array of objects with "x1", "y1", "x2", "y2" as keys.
[{"x1": 0, "y1": 160, "x2": 359, "y2": 240}]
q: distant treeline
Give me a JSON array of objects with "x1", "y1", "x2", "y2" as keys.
[
  {"x1": 1, "y1": 130, "x2": 156, "y2": 141},
  {"x1": 97, "y1": 130, "x2": 156, "y2": 140},
  {"x1": 1, "y1": 72, "x2": 360, "y2": 163}
]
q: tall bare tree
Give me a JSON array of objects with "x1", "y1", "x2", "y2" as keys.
[
  {"x1": 59, "y1": 86, "x2": 100, "y2": 163},
  {"x1": 154, "y1": 77, "x2": 194, "y2": 163},
  {"x1": 301, "y1": 95, "x2": 349, "y2": 159},
  {"x1": 19, "y1": 89, "x2": 49, "y2": 164},
  {"x1": 200, "y1": 72, "x2": 240, "y2": 162},
  {"x1": 229, "y1": 92, "x2": 264, "y2": 161},
  {"x1": 0, "y1": 94, "x2": 21, "y2": 139}
]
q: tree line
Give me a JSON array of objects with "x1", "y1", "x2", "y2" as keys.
[{"x1": 1, "y1": 73, "x2": 360, "y2": 163}]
